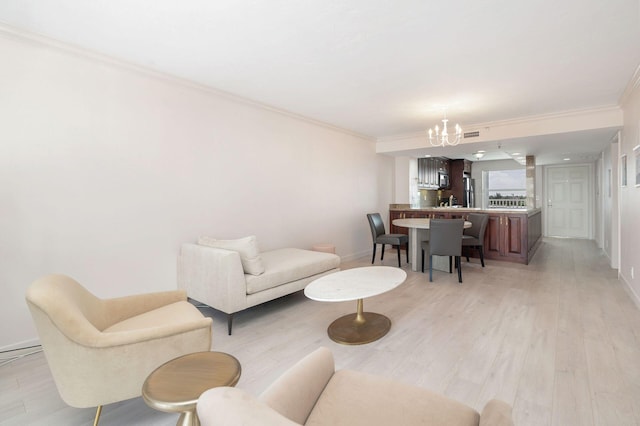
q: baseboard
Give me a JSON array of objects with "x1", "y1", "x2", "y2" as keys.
[
  {"x1": 339, "y1": 250, "x2": 371, "y2": 263},
  {"x1": 620, "y1": 272, "x2": 640, "y2": 310}
]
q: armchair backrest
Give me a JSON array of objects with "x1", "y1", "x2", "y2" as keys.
[
  {"x1": 260, "y1": 347, "x2": 336, "y2": 424},
  {"x1": 26, "y1": 274, "x2": 108, "y2": 342},
  {"x1": 366, "y1": 213, "x2": 386, "y2": 240},
  {"x1": 25, "y1": 275, "x2": 111, "y2": 407}
]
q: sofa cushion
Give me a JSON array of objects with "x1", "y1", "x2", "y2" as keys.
[
  {"x1": 245, "y1": 248, "x2": 340, "y2": 295},
  {"x1": 306, "y1": 369, "x2": 480, "y2": 426},
  {"x1": 198, "y1": 235, "x2": 265, "y2": 276}
]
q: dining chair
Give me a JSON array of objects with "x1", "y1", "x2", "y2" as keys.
[
  {"x1": 420, "y1": 219, "x2": 464, "y2": 283},
  {"x1": 366, "y1": 213, "x2": 409, "y2": 268},
  {"x1": 462, "y1": 213, "x2": 489, "y2": 267}
]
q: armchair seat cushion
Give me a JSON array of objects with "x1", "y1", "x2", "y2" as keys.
[
  {"x1": 307, "y1": 369, "x2": 479, "y2": 426},
  {"x1": 103, "y1": 301, "x2": 205, "y2": 333},
  {"x1": 245, "y1": 248, "x2": 341, "y2": 295}
]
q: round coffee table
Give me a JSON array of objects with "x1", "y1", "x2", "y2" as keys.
[
  {"x1": 142, "y1": 351, "x2": 241, "y2": 426},
  {"x1": 304, "y1": 266, "x2": 407, "y2": 345}
]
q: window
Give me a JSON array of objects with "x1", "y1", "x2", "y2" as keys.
[{"x1": 486, "y1": 169, "x2": 526, "y2": 208}]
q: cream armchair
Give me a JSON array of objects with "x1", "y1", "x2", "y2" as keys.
[
  {"x1": 198, "y1": 347, "x2": 514, "y2": 426},
  {"x1": 25, "y1": 274, "x2": 213, "y2": 425}
]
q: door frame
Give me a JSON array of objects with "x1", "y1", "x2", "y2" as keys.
[{"x1": 543, "y1": 163, "x2": 595, "y2": 239}]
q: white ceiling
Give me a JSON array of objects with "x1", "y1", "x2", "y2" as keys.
[{"x1": 1, "y1": 0, "x2": 639, "y2": 164}]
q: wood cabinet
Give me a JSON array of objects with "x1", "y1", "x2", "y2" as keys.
[
  {"x1": 449, "y1": 159, "x2": 472, "y2": 206},
  {"x1": 389, "y1": 208, "x2": 542, "y2": 265},
  {"x1": 485, "y1": 213, "x2": 527, "y2": 263},
  {"x1": 417, "y1": 157, "x2": 450, "y2": 189}
]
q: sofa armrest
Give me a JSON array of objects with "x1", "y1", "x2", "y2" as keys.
[
  {"x1": 259, "y1": 347, "x2": 335, "y2": 424},
  {"x1": 479, "y1": 399, "x2": 514, "y2": 426},
  {"x1": 177, "y1": 243, "x2": 247, "y2": 314},
  {"x1": 198, "y1": 387, "x2": 300, "y2": 426}
]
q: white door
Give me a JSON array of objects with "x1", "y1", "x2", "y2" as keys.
[{"x1": 546, "y1": 165, "x2": 591, "y2": 238}]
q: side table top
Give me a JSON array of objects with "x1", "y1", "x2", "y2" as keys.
[
  {"x1": 142, "y1": 351, "x2": 241, "y2": 413},
  {"x1": 304, "y1": 266, "x2": 407, "y2": 302}
]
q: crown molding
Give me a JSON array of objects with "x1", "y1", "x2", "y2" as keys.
[
  {"x1": 377, "y1": 105, "x2": 622, "y2": 143},
  {"x1": 619, "y1": 62, "x2": 640, "y2": 106},
  {"x1": 0, "y1": 22, "x2": 373, "y2": 142}
]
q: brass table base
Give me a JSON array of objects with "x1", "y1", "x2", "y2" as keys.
[{"x1": 327, "y1": 299, "x2": 391, "y2": 345}]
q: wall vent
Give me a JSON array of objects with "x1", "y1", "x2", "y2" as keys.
[{"x1": 464, "y1": 131, "x2": 480, "y2": 138}]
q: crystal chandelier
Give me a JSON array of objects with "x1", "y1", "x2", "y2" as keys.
[{"x1": 427, "y1": 111, "x2": 462, "y2": 147}]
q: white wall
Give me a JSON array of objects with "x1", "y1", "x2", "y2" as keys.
[
  {"x1": 393, "y1": 156, "x2": 411, "y2": 204},
  {"x1": 0, "y1": 31, "x2": 394, "y2": 348},
  {"x1": 620, "y1": 70, "x2": 640, "y2": 301},
  {"x1": 595, "y1": 153, "x2": 604, "y2": 249}
]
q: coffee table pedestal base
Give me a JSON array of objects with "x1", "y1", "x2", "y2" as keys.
[{"x1": 327, "y1": 299, "x2": 391, "y2": 345}]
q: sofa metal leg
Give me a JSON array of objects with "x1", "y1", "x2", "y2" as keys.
[{"x1": 228, "y1": 314, "x2": 234, "y2": 335}]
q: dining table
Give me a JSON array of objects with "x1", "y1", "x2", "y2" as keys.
[{"x1": 392, "y1": 218, "x2": 472, "y2": 272}]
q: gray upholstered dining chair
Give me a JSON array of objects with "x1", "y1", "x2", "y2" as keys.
[
  {"x1": 367, "y1": 213, "x2": 409, "y2": 268},
  {"x1": 462, "y1": 213, "x2": 489, "y2": 267},
  {"x1": 420, "y1": 219, "x2": 464, "y2": 283}
]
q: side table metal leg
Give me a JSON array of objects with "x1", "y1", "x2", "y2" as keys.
[{"x1": 177, "y1": 409, "x2": 200, "y2": 426}]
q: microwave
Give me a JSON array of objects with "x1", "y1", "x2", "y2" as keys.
[{"x1": 438, "y1": 172, "x2": 449, "y2": 189}]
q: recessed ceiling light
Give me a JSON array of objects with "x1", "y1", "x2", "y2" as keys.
[
  {"x1": 512, "y1": 152, "x2": 521, "y2": 156},
  {"x1": 563, "y1": 158, "x2": 571, "y2": 161},
  {"x1": 424, "y1": 154, "x2": 432, "y2": 157}
]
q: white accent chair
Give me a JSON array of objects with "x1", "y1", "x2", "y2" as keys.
[{"x1": 25, "y1": 274, "x2": 213, "y2": 425}]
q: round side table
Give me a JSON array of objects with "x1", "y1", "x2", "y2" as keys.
[{"x1": 142, "y1": 351, "x2": 241, "y2": 426}]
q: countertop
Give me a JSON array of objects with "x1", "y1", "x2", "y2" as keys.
[{"x1": 389, "y1": 205, "x2": 542, "y2": 216}]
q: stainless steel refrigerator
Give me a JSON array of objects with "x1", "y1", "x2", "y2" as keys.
[{"x1": 463, "y1": 175, "x2": 474, "y2": 208}]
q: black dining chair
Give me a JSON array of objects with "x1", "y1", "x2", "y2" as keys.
[
  {"x1": 420, "y1": 219, "x2": 464, "y2": 283},
  {"x1": 462, "y1": 213, "x2": 489, "y2": 267},
  {"x1": 366, "y1": 213, "x2": 409, "y2": 268}
]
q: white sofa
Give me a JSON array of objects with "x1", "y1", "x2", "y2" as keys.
[{"x1": 178, "y1": 240, "x2": 340, "y2": 334}]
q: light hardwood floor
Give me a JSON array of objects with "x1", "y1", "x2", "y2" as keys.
[{"x1": 2, "y1": 238, "x2": 639, "y2": 425}]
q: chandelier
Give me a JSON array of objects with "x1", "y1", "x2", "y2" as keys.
[{"x1": 427, "y1": 111, "x2": 462, "y2": 147}]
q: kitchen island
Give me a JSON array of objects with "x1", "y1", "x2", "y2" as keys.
[{"x1": 389, "y1": 205, "x2": 542, "y2": 265}]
